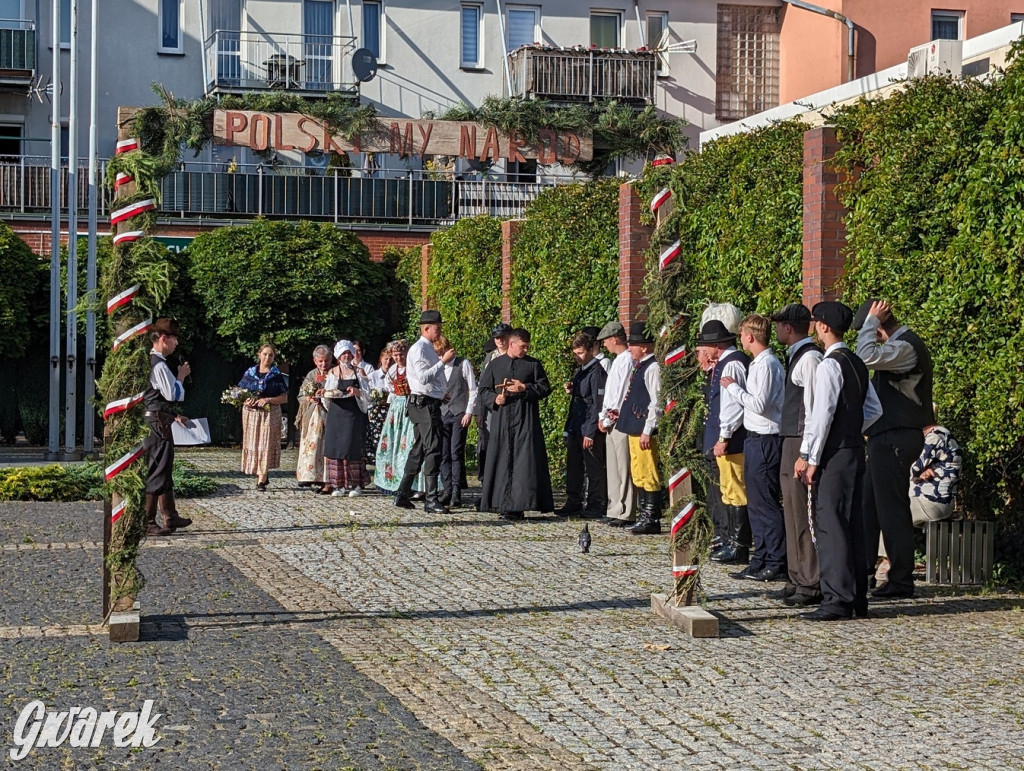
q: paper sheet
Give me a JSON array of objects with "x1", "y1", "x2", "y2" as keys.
[{"x1": 171, "y1": 417, "x2": 211, "y2": 446}]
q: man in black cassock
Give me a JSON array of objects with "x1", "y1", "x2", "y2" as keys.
[{"x1": 478, "y1": 328, "x2": 554, "y2": 520}]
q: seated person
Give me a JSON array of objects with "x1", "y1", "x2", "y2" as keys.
[{"x1": 909, "y1": 423, "x2": 962, "y2": 526}]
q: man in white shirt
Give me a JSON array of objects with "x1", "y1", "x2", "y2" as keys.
[
  {"x1": 721, "y1": 314, "x2": 786, "y2": 582},
  {"x1": 796, "y1": 302, "x2": 883, "y2": 621},
  {"x1": 596, "y1": 321, "x2": 637, "y2": 526},
  {"x1": 581, "y1": 325, "x2": 612, "y2": 374},
  {"x1": 395, "y1": 309, "x2": 455, "y2": 513},
  {"x1": 435, "y1": 335, "x2": 477, "y2": 509}
]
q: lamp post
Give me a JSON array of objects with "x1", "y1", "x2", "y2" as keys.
[
  {"x1": 83, "y1": 0, "x2": 99, "y2": 457},
  {"x1": 64, "y1": 0, "x2": 80, "y2": 460},
  {"x1": 47, "y1": 0, "x2": 62, "y2": 459}
]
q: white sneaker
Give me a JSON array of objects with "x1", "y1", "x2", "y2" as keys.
[
  {"x1": 348, "y1": 487, "x2": 362, "y2": 497},
  {"x1": 331, "y1": 489, "x2": 347, "y2": 497}
]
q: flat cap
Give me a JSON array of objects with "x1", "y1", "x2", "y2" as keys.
[
  {"x1": 420, "y1": 309, "x2": 442, "y2": 325},
  {"x1": 153, "y1": 318, "x2": 181, "y2": 337},
  {"x1": 770, "y1": 303, "x2": 812, "y2": 324},
  {"x1": 852, "y1": 299, "x2": 880, "y2": 331},
  {"x1": 596, "y1": 321, "x2": 625, "y2": 341},
  {"x1": 811, "y1": 301, "x2": 854, "y2": 334}
]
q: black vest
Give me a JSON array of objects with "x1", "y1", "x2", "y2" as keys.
[
  {"x1": 143, "y1": 354, "x2": 175, "y2": 413},
  {"x1": 866, "y1": 327, "x2": 934, "y2": 436},
  {"x1": 703, "y1": 349, "x2": 749, "y2": 457},
  {"x1": 823, "y1": 347, "x2": 869, "y2": 453},
  {"x1": 616, "y1": 357, "x2": 656, "y2": 436},
  {"x1": 780, "y1": 340, "x2": 819, "y2": 438}
]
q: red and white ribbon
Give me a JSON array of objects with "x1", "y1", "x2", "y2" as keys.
[
  {"x1": 111, "y1": 318, "x2": 153, "y2": 351},
  {"x1": 106, "y1": 284, "x2": 140, "y2": 315},
  {"x1": 672, "y1": 563, "x2": 698, "y2": 578},
  {"x1": 665, "y1": 345, "x2": 687, "y2": 366},
  {"x1": 651, "y1": 154, "x2": 675, "y2": 167},
  {"x1": 671, "y1": 502, "x2": 696, "y2": 535},
  {"x1": 665, "y1": 399, "x2": 676, "y2": 413},
  {"x1": 103, "y1": 391, "x2": 145, "y2": 420},
  {"x1": 650, "y1": 187, "x2": 672, "y2": 213},
  {"x1": 668, "y1": 467, "x2": 691, "y2": 494},
  {"x1": 114, "y1": 171, "x2": 134, "y2": 189},
  {"x1": 105, "y1": 443, "x2": 145, "y2": 481},
  {"x1": 110, "y1": 499, "x2": 128, "y2": 524},
  {"x1": 113, "y1": 230, "x2": 144, "y2": 246},
  {"x1": 659, "y1": 315, "x2": 683, "y2": 339},
  {"x1": 115, "y1": 138, "x2": 139, "y2": 154},
  {"x1": 110, "y1": 198, "x2": 156, "y2": 225},
  {"x1": 659, "y1": 240, "x2": 680, "y2": 271}
]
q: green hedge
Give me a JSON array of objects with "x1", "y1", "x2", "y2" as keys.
[{"x1": 0, "y1": 460, "x2": 219, "y2": 502}]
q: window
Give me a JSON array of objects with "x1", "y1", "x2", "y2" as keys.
[
  {"x1": 0, "y1": 0, "x2": 22, "y2": 25},
  {"x1": 716, "y1": 4, "x2": 780, "y2": 122},
  {"x1": 931, "y1": 10, "x2": 963, "y2": 40},
  {"x1": 363, "y1": 1, "x2": 382, "y2": 59},
  {"x1": 647, "y1": 11, "x2": 669, "y2": 73},
  {"x1": 1013, "y1": 13, "x2": 1024, "y2": 23},
  {"x1": 0, "y1": 124, "x2": 22, "y2": 159},
  {"x1": 159, "y1": 0, "x2": 182, "y2": 53},
  {"x1": 60, "y1": 125, "x2": 69, "y2": 162},
  {"x1": 507, "y1": 5, "x2": 539, "y2": 50},
  {"x1": 590, "y1": 11, "x2": 620, "y2": 48},
  {"x1": 461, "y1": 3, "x2": 482, "y2": 68},
  {"x1": 59, "y1": 0, "x2": 69, "y2": 45},
  {"x1": 304, "y1": 0, "x2": 334, "y2": 87}
]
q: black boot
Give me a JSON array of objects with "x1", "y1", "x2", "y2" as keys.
[
  {"x1": 628, "y1": 489, "x2": 663, "y2": 535},
  {"x1": 712, "y1": 506, "x2": 750, "y2": 563},
  {"x1": 159, "y1": 491, "x2": 192, "y2": 531},
  {"x1": 145, "y1": 494, "x2": 171, "y2": 537},
  {"x1": 424, "y1": 476, "x2": 449, "y2": 514},
  {"x1": 450, "y1": 488, "x2": 463, "y2": 508}
]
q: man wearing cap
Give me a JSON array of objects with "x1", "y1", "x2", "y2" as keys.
[
  {"x1": 699, "y1": 320, "x2": 751, "y2": 566},
  {"x1": 720, "y1": 314, "x2": 786, "y2": 582},
  {"x1": 596, "y1": 321, "x2": 637, "y2": 526},
  {"x1": 614, "y1": 322, "x2": 664, "y2": 535},
  {"x1": 143, "y1": 319, "x2": 193, "y2": 536},
  {"x1": 853, "y1": 299, "x2": 934, "y2": 599},
  {"x1": 394, "y1": 310, "x2": 455, "y2": 513},
  {"x1": 796, "y1": 301, "x2": 882, "y2": 621},
  {"x1": 770, "y1": 303, "x2": 823, "y2": 605},
  {"x1": 557, "y1": 331, "x2": 608, "y2": 519},
  {"x1": 580, "y1": 326, "x2": 611, "y2": 373},
  {"x1": 476, "y1": 322, "x2": 513, "y2": 481}
]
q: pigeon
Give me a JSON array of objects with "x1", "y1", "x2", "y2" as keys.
[{"x1": 578, "y1": 523, "x2": 592, "y2": 554}]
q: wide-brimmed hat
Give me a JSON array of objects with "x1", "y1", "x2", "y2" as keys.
[
  {"x1": 811, "y1": 301, "x2": 854, "y2": 334},
  {"x1": 626, "y1": 321, "x2": 654, "y2": 344},
  {"x1": 153, "y1": 318, "x2": 180, "y2": 337},
  {"x1": 695, "y1": 319, "x2": 735, "y2": 345},
  {"x1": 420, "y1": 309, "x2": 442, "y2": 325},
  {"x1": 770, "y1": 303, "x2": 812, "y2": 324}
]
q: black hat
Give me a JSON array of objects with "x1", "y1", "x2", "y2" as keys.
[
  {"x1": 626, "y1": 321, "x2": 654, "y2": 344},
  {"x1": 420, "y1": 309, "x2": 442, "y2": 325},
  {"x1": 580, "y1": 326, "x2": 601, "y2": 339},
  {"x1": 695, "y1": 319, "x2": 735, "y2": 345},
  {"x1": 852, "y1": 298, "x2": 879, "y2": 331},
  {"x1": 770, "y1": 303, "x2": 812, "y2": 324},
  {"x1": 491, "y1": 322, "x2": 512, "y2": 339},
  {"x1": 596, "y1": 321, "x2": 625, "y2": 341},
  {"x1": 483, "y1": 338, "x2": 496, "y2": 354},
  {"x1": 811, "y1": 301, "x2": 854, "y2": 334},
  {"x1": 153, "y1": 318, "x2": 181, "y2": 337}
]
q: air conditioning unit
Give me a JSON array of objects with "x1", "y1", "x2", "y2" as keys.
[{"x1": 907, "y1": 39, "x2": 963, "y2": 79}]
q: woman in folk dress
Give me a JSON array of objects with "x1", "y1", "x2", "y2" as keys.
[
  {"x1": 321, "y1": 340, "x2": 371, "y2": 496},
  {"x1": 295, "y1": 344, "x2": 332, "y2": 488},
  {"x1": 239, "y1": 344, "x2": 289, "y2": 491},
  {"x1": 373, "y1": 340, "x2": 427, "y2": 496}
]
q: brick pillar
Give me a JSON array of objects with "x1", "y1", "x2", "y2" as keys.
[
  {"x1": 619, "y1": 182, "x2": 652, "y2": 326},
  {"x1": 802, "y1": 127, "x2": 848, "y2": 308},
  {"x1": 501, "y1": 219, "x2": 522, "y2": 323},
  {"x1": 420, "y1": 243, "x2": 431, "y2": 310}
]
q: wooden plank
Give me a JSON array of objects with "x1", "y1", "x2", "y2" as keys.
[
  {"x1": 938, "y1": 521, "x2": 950, "y2": 584},
  {"x1": 651, "y1": 593, "x2": 719, "y2": 638},
  {"x1": 960, "y1": 520, "x2": 973, "y2": 584},
  {"x1": 981, "y1": 521, "x2": 994, "y2": 584}
]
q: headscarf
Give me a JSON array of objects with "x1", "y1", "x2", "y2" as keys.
[{"x1": 333, "y1": 339, "x2": 356, "y2": 359}]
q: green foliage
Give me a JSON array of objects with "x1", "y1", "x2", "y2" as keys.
[
  {"x1": 383, "y1": 244, "x2": 423, "y2": 344},
  {"x1": 0, "y1": 220, "x2": 44, "y2": 359},
  {"x1": 509, "y1": 179, "x2": 622, "y2": 472},
  {"x1": 0, "y1": 460, "x2": 217, "y2": 502},
  {"x1": 426, "y1": 216, "x2": 503, "y2": 359},
  {"x1": 187, "y1": 220, "x2": 389, "y2": 364}
]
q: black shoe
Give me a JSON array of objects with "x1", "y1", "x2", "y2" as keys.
[
  {"x1": 768, "y1": 586, "x2": 796, "y2": 600},
  {"x1": 394, "y1": 495, "x2": 416, "y2": 509},
  {"x1": 729, "y1": 564, "x2": 764, "y2": 580},
  {"x1": 554, "y1": 505, "x2": 583, "y2": 518},
  {"x1": 425, "y1": 500, "x2": 449, "y2": 515},
  {"x1": 783, "y1": 593, "x2": 822, "y2": 607},
  {"x1": 742, "y1": 565, "x2": 787, "y2": 582},
  {"x1": 439, "y1": 490, "x2": 452, "y2": 506},
  {"x1": 450, "y1": 494, "x2": 463, "y2": 508},
  {"x1": 298, "y1": 481, "x2": 313, "y2": 488},
  {"x1": 799, "y1": 607, "x2": 852, "y2": 621},
  {"x1": 871, "y1": 582, "x2": 914, "y2": 599},
  {"x1": 605, "y1": 518, "x2": 633, "y2": 528},
  {"x1": 256, "y1": 482, "x2": 267, "y2": 492},
  {"x1": 499, "y1": 511, "x2": 524, "y2": 521},
  {"x1": 411, "y1": 492, "x2": 425, "y2": 501},
  {"x1": 711, "y1": 544, "x2": 749, "y2": 564},
  {"x1": 627, "y1": 517, "x2": 662, "y2": 535}
]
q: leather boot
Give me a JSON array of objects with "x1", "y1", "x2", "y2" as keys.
[
  {"x1": 628, "y1": 489, "x2": 662, "y2": 535},
  {"x1": 424, "y1": 476, "x2": 449, "y2": 514},
  {"x1": 159, "y1": 491, "x2": 192, "y2": 531},
  {"x1": 450, "y1": 487, "x2": 463, "y2": 508},
  {"x1": 712, "y1": 506, "x2": 750, "y2": 563},
  {"x1": 145, "y1": 494, "x2": 171, "y2": 536}
]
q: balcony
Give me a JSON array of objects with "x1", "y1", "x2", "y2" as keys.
[
  {"x1": 508, "y1": 45, "x2": 657, "y2": 104},
  {"x1": 0, "y1": 20, "x2": 35, "y2": 86},
  {"x1": 203, "y1": 30, "x2": 358, "y2": 98}
]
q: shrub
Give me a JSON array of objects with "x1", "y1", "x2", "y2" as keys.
[
  {"x1": 0, "y1": 460, "x2": 219, "y2": 502},
  {"x1": 0, "y1": 220, "x2": 42, "y2": 360}
]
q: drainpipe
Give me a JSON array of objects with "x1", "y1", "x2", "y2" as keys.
[
  {"x1": 634, "y1": 1, "x2": 646, "y2": 47},
  {"x1": 781, "y1": 0, "x2": 855, "y2": 83},
  {"x1": 495, "y1": 0, "x2": 512, "y2": 96}
]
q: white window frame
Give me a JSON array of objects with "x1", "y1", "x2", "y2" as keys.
[
  {"x1": 590, "y1": 9, "x2": 622, "y2": 49},
  {"x1": 930, "y1": 9, "x2": 964, "y2": 41},
  {"x1": 506, "y1": 5, "x2": 540, "y2": 50},
  {"x1": 460, "y1": 3, "x2": 483, "y2": 69},
  {"x1": 363, "y1": 0, "x2": 386, "y2": 63},
  {"x1": 159, "y1": 0, "x2": 184, "y2": 54},
  {"x1": 646, "y1": 11, "x2": 669, "y2": 74}
]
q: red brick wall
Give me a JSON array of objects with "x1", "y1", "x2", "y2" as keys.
[
  {"x1": 802, "y1": 127, "x2": 848, "y2": 308},
  {"x1": 618, "y1": 183, "x2": 652, "y2": 327},
  {"x1": 420, "y1": 244, "x2": 431, "y2": 310},
  {"x1": 501, "y1": 219, "x2": 522, "y2": 323}
]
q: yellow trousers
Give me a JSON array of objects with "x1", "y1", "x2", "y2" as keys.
[
  {"x1": 628, "y1": 435, "x2": 661, "y2": 493},
  {"x1": 716, "y1": 453, "x2": 747, "y2": 506}
]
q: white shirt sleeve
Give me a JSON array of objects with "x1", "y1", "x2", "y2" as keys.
[
  {"x1": 803, "y1": 357, "x2": 842, "y2": 466},
  {"x1": 462, "y1": 358, "x2": 479, "y2": 416},
  {"x1": 150, "y1": 357, "x2": 184, "y2": 402},
  {"x1": 643, "y1": 360, "x2": 662, "y2": 436},
  {"x1": 792, "y1": 350, "x2": 822, "y2": 455},
  {"x1": 726, "y1": 353, "x2": 781, "y2": 419},
  {"x1": 856, "y1": 316, "x2": 918, "y2": 372},
  {"x1": 862, "y1": 381, "x2": 883, "y2": 432},
  {"x1": 718, "y1": 359, "x2": 746, "y2": 438}
]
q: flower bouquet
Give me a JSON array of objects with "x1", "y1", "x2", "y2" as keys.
[
  {"x1": 221, "y1": 386, "x2": 269, "y2": 411},
  {"x1": 370, "y1": 387, "x2": 388, "y2": 408}
]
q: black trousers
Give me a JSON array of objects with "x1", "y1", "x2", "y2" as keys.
[
  {"x1": 743, "y1": 434, "x2": 786, "y2": 571},
  {"x1": 565, "y1": 432, "x2": 607, "y2": 514},
  {"x1": 397, "y1": 399, "x2": 442, "y2": 497},
  {"x1": 440, "y1": 411, "x2": 468, "y2": 495},
  {"x1": 780, "y1": 437, "x2": 819, "y2": 596},
  {"x1": 814, "y1": 445, "x2": 868, "y2": 616},
  {"x1": 144, "y1": 413, "x2": 175, "y2": 495},
  {"x1": 863, "y1": 428, "x2": 924, "y2": 592},
  {"x1": 703, "y1": 455, "x2": 727, "y2": 543}
]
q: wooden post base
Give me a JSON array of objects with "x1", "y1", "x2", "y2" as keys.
[
  {"x1": 651, "y1": 593, "x2": 719, "y2": 638},
  {"x1": 108, "y1": 600, "x2": 141, "y2": 643}
]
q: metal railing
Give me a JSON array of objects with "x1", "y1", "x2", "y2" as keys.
[
  {"x1": 0, "y1": 19, "x2": 35, "y2": 73},
  {"x1": 508, "y1": 47, "x2": 658, "y2": 103},
  {"x1": 0, "y1": 158, "x2": 576, "y2": 225},
  {"x1": 203, "y1": 29, "x2": 359, "y2": 96}
]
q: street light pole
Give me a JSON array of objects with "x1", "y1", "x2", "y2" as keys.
[
  {"x1": 47, "y1": 0, "x2": 62, "y2": 459},
  {"x1": 83, "y1": 0, "x2": 98, "y2": 456},
  {"x1": 64, "y1": 0, "x2": 80, "y2": 459}
]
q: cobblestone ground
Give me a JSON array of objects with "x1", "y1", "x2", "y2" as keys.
[{"x1": 3, "y1": 447, "x2": 1024, "y2": 770}]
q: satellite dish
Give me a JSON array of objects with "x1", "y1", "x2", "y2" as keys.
[{"x1": 352, "y1": 48, "x2": 379, "y2": 83}]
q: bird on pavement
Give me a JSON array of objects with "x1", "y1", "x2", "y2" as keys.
[{"x1": 578, "y1": 523, "x2": 592, "y2": 554}]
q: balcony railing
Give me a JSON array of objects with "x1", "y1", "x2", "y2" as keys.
[
  {"x1": 508, "y1": 46, "x2": 657, "y2": 104},
  {"x1": 203, "y1": 30, "x2": 359, "y2": 97},
  {"x1": 0, "y1": 19, "x2": 35, "y2": 77},
  {"x1": 0, "y1": 159, "x2": 575, "y2": 225}
]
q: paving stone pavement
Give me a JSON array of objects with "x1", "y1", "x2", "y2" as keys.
[{"x1": 3, "y1": 447, "x2": 1024, "y2": 770}]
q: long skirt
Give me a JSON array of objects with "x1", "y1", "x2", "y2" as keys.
[
  {"x1": 326, "y1": 458, "x2": 371, "y2": 489},
  {"x1": 373, "y1": 396, "x2": 426, "y2": 493},
  {"x1": 296, "y1": 403, "x2": 327, "y2": 483},
  {"x1": 365, "y1": 400, "x2": 389, "y2": 464},
  {"x1": 241, "y1": 404, "x2": 282, "y2": 476}
]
